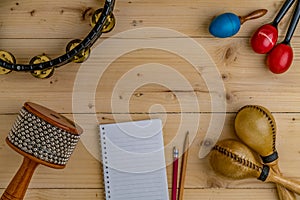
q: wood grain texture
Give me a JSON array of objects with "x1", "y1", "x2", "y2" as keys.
[
  {"x1": 1, "y1": 0, "x2": 300, "y2": 199},
  {"x1": 0, "y1": 189, "x2": 281, "y2": 200},
  {"x1": 1, "y1": 113, "x2": 300, "y2": 198},
  {"x1": 0, "y1": 0, "x2": 296, "y2": 38}
]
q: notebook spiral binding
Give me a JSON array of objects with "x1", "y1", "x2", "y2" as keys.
[{"x1": 101, "y1": 127, "x2": 111, "y2": 199}]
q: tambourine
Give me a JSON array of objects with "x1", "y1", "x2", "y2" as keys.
[{"x1": 0, "y1": 0, "x2": 116, "y2": 78}]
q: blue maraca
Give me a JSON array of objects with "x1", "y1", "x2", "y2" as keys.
[{"x1": 209, "y1": 9, "x2": 267, "y2": 38}]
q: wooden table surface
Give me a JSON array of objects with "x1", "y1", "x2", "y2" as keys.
[{"x1": 1, "y1": 0, "x2": 300, "y2": 199}]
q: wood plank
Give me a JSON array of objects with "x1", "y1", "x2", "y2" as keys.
[
  {"x1": 2, "y1": 37, "x2": 300, "y2": 113},
  {"x1": 0, "y1": 0, "x2": 296, "y2": 38},
  {"x1": 182, "y1": 189, "x2": 280, "y2": 199},
  {"x1": 1, "y1": 0, "x2": 300, "y2": 199},
  {"x1": 1, "y1": 113, "x2": 300, "y2": 191},
  {"x1": 0, "y1": 188, "x2": 283, "y2": 200},
  {"x1": 0, "y1": 189, "x2": 105, "y2": 200}
]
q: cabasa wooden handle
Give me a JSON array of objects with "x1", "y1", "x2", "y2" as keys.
[{"x1": 1, "y1": 157, "x2": 39, "y2": 200}]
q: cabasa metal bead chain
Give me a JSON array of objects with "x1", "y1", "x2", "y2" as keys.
[{"x1": 0, "y1": 0, "x2": 116, "y2": 79}]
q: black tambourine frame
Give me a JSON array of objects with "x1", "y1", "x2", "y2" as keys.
[{"x1": 0, "y1": 0, "x2": 116, "y2": 73}]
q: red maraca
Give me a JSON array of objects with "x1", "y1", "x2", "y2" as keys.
[
  {"x1": 251, "y1": 0, "x2": 295, "y2": 54},
  {"x1": 267, "y1": 1, "x2": 300, "y2": 74}
]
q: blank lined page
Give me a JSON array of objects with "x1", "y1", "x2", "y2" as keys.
[{"x1": 99, "y1": 119, "x2": 169, "y2": 200}]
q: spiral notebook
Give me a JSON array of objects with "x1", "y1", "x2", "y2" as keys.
[{"x1": 99, "y1": 119, "x2": 169, "y2": 200}]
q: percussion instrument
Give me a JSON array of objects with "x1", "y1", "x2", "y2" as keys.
[
  {"x1": 235, "y1": 105, "x2": 296, "y2": 200},
  {"x1": 0, "y1": 0, "x2": 116, "y2": 78},
  {"x1": 251, "y1": 0, "x2": 295, "y2": 54},
  {"x1": 210, "y1": 139, "x2": 300, "y2": 195},
  {"x1": 267, "y1": 1, "x2": 300, "y2": 74},
  {"x1": 251, "y1": 0, "x2": 300, "y2": 74},
  {"x1": 209, "y1": 9, "x2": 267, "y2": 38},
  {"x1": 1, "y1": 102, "x2": 83, "y2": 200}
]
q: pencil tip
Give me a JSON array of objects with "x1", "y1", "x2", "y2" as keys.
[{"x1": 185, "y1": 131, "x2": 189, "y2": 140}]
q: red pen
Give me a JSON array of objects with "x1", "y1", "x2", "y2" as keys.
[{"x1": 172, "y1": 147, "x2": 179, "y2": 200}]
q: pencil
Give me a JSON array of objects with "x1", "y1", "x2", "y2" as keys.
[
  {"x1": 178, "y1": 132, "x2": 189, "y2": 200},
  {"x1": 172, "y1": 147, "x2": 179, "y2": 200}
]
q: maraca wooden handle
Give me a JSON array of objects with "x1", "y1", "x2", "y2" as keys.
[
  {"x1": 276, "y1": 183, "x2": 296, "y2": 200},
  {"x1": 240, "y1": 9, "x2": 268, "y2": 24},
  {"x1": 271, "y1": 164, "x2": 296, "y2": 200},
  {"x1": 1, "y1": 157, "x2": 39, "y2": 200},
  {"x1": 269, "y1": 172, "x2": 300, "y2": 196}
]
